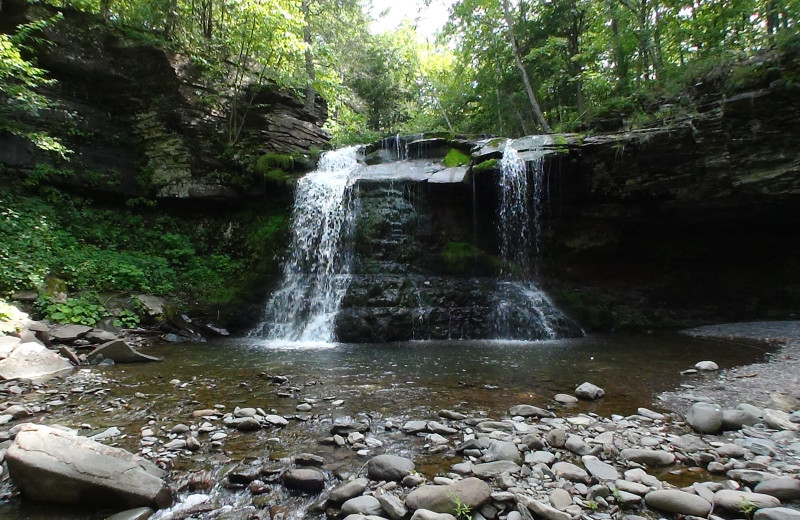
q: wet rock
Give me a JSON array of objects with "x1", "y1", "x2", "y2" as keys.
[
  {"x1": 0, "y1": 342, "x2": 73, "y2": 381},
  {"x1": 471, "y1": 461, "x2": 521, "y2": 478},
  {"x1": 332, "y1": 418, "x2": 369, "y2": 434},
  {"x1": 410, "y1": 510, "x2": 457, "y2": 520},
  {"x1": 695, "y1": 361, "x2": 719, "y2": 371},
  {"x1": 686, "y1": 402, "x2": 723, "y2": 433},
  {"x1": 475, "y1": 421, "x2": 515, "y2": 433},
  {"x1": 644, "y1": 490, "x2": 712, "y2": 516},
  {"x1": 403, "y1": 421, "x2": 429, "y2": 433},
  {"x1": 517, "y1": 494, "x2": 571, "y2": 520},
  {"x1": 637, "y1": 408, "x2": 666, "y2": 420},
  {"x1": 296, "y1": 403, "x2": 312, "y2": 412},
  {"x1": 575, "y1": 382, "x2": 605, "y2": 400},
  {"x1": 367, "y1": 455, "x2": 415, "y2": 481},
  {"x1": 282, "y1": 468, "x2": 325, "y2": 492},
  {"x1": 329, "y1": 478, "x2": 369, "y2": 503},
  {"x1": 341, "y1": 495, "x2": 383, "y2": 516},
  {"x1": 754, "y1": 507, "x2": 800, "y2": 520},
  {"x1": 714, "y1": 490, "x2": 781, "y2": 512},
  {"x1": 552, "y1": 462, "x2": 590, "y2": 483},
  {"x1": 509, "y1": 404, "x2": 554, "y2": 418},
  {"x1": 403, "y1": 474, "x2": 426, "y2": 487},
  {"x1": 484, "y1": 440, "x2": 521, "y2": 463},
  {"x1": 405, "y1": 477, "x2": 491, "y2": 513},
  {"x1": 6, "y1": 423, "x2": 170, "y2": 508},
  {"x1": 755, "y1": 478, "x2": 800, "y2": 501},
  {"x1": 427, "y1": 421, "x2": 457, "y2": 435},
  {"x1": 234, "y1": 418, "x2": 261, "y2": 431},
  {"x1": 554, "y1": 394, "x2": 578, "y2": 405},
  {"x1": 265, "y1": 415, "x2": 289, "y2": 426},
  {"x1": 582, "y1": 455, "x2": 620, "y2": 481},
  {"x1": 295, "y1": 453, "x2": 325, "y2": 467},
  {"x1": 620, "y1": 448, "x2": 676, "y2": 467},
  {"x1": 377, "y1": 492, "x2": 407, "y2": 520},
  {"x1": 87, "y1": 340, "x2": 160, "y2": 364},
  {"x1": 105, "y1": 507, "x2": 155, "y2": 520},
  {"x1": 439, "y1": 410, "x2": 467, "y2": 420}
]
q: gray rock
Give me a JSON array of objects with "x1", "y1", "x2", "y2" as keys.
[
  {"x1": 714, "y1": 490, "x2": 781, "y2": 512},
  {"x1": 475, "y1": 421, "x2": 515, "y2": 433},
  {"x1": 265, "y1": 414, "x2": 289, "y2": 426},
  {"x1": 485, "y1": 440, "x2": 521, "y2": 464},
  {"x1": 0, "y1": 342, "x2": 73, "y2": 381},
  {"x1": 295, "y1": 453, "x2": 325, "y2": 467},
  {"x1": 234, "y1": 417, "x2": 261, "y2": 431},
  {"x1": 84, "y1": 330, "x2": 117, "y2": 344},
  {"x1": 367, "y1": 455, "x2": 415, "y2": 482},
  {"x1": 525, "y1": 451, "x2": 555, "y2": 466},
  {"x1": 554, "y1": 394, "x2": 578, "y2": 405},
  {"x1": 341, "y1": 495, "x2": 383, "y2": 516},
  {"x1": 546, "y1": 429, "x2": 567, "y2": 448},
  {"x1": 695, "y1": 361, "x2": 719, "y2": 371},
  {"x1": 403, "y1": 421, "x2": 429, "y2": 433},
  {"x1": 673, "y1": 434, "x2": 708, "y2": 453},
  {"x1": 282, "y1": 468, "x2": 325, "y2": 492},
  {"x1": 644, "y1": 490, "x2": 712, "y2": 516},
  {"x1": 517, "y1": 494, "x2": 571, "y2": 520},
  {"x1": 0, "y1": 336, "x2": 21, "y2": 358},
  {"x1": 405, "y1": 477, "x2": 491, "y2": 513},
  {"x1": 329, "y1": 478, "x2": 369, "y2": 502},
  {"x1": 615, "y1": 480, "x2": 650, "y2": 496},
  {"x1": 737, "y1": 403, "x2": 765, "y2": 422},
  {"x1": 637, "y1": 408, "x2": 666, "y2": 420},
  {"x1": 686, "y1": 402, "x2": 723, "y2": 433},
  {"x1": 552, "y1": 462, "x2": 590, "y2": 483},
  {"x1": 722, "y1": 410, "x2": 751, "y2": 430},
  {"x1": 87, "y1": 340, "x2": 160, "y2": 364},
  {"x1": 105, "y1": 507, "x2": 155, "y2": 520},
  {"x1": 728, "y1": 469, "x2": 777, "y2": 487},
  {"x1": 377, "y1": 492, "x2": 407, "y2": 520},
  {"x1": 549, "y1": 488, "x2": 573, "y2": 510},
  {"x1": 764, "y1": 409, "x2": 799, "y2": 431},
  {"x1": 471, "y1": 461, "x2": 521, "y2": 478},
  {"x1": 49, "y1": 325, "x2": 92, "y2": 342},
  {"x1": 582, "y1": 455, "x2": 620, "y2": 481},
  {"x1": 620, "y1": 448, "x2": 676, "y2": 467},
  {"x1": 427, "y1": 421, "x2": 458, "y2": 435},
  {"x1": 509, "y1": 404, "x2": 554, "y2": 418},
  {"x1": 410, "y1": 511, "x2": 457, "y2": 520},
  {"x1": 565, "y1": 435, "x2": 590, "y2": 455},
  {"x1": 575, "y1": 382, "x2": 605, "y2": 400},
  {"x1": 754, "y1": 507, "x2": 800, "y2": 520},
  {"x1": 439, "y1": 410, "x2": 467, "y2": 420},
  {"x1": 755, "y1": 478, "x2": 800, "y2": 501},
  {"x1": 6, "y1": 423, "x2": 170, "y2": 508},
  {"x1": 715, "y1": 443, "x2": 746, "y2": 458}
]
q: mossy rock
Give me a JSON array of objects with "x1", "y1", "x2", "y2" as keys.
[
  {"x1": 473, "y1": 159, "x2": 500, "y2": 171},
  {"x1": 443, "y1": 148, "x2": 471, "y2": 167},
  {"x1": 256, "y1": 153, "x2": 295, "y2": 174}
]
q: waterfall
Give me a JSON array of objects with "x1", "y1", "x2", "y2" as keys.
[
  {"x1": 494, "y1": 136, "x2": 568, "y2": 340},
  {"x1": 259, "y1": 146, "x2": 361, "y2": 342}
]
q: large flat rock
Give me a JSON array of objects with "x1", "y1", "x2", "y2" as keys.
[
  {"x1": 6, "y1": 424, "x2": 171, "y2": 509},
  {"x1": 0, "y1": 342, "x2": 73, "y2": 381},
  {"x1": 87, "y1": 340, "x2": 160, "y2": 364}
]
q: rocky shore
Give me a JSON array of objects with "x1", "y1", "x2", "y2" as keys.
[{"x1": 0, "y1": 321, "x2": 797, "y2": 520}]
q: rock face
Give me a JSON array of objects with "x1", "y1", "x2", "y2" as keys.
[
  {"x1": 0, "y1": 2, "x2": 328, "y2": 202},
  {"x1": 6, "y1": 424, "x2": 171, "y2": 509}
]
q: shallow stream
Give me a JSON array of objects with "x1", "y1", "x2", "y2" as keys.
[{"x1": 0, "y1": 332, "x2": 775, "y2": 519}]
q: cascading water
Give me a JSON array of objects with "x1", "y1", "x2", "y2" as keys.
[
  {"x1": 494, "y1": 137, "x2": 570, "y2": 339},
  {"x1": 259, "y1": 146, "x2": 361, "y2": 342}
]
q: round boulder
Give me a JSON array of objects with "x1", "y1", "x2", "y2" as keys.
[
  {"x1": 686, "y1": 402, "x2": 723, "y2": 434},
  {"x1": 281, "y1": 468, "x2": 325, "y2": 492},
  {"x1": 366, "y1": 454, "x2": 415, "y2": 482},
  {"x1": 645, "y1": 490, "x2": 712, "y2": 517},
  {"x1": 575, "y1": 382, "x2": 605, "y2": 400},
  {"x1": 405, "y1": 477, "x2": 491, "y2": 513}
]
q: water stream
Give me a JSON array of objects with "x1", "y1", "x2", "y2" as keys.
[{"x1": 258, "y1": 147, "x2": 361, "y2": 342}]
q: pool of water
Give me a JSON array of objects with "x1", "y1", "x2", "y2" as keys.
[{"x1": 0, "y1": 332, "x2": 774, "y2": 518}]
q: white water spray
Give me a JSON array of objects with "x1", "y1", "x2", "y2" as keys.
[{"x1": 260, "y1": 146, "x2": 361, "y2": 342}]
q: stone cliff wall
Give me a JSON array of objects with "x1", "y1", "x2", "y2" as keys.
[{"x1": 0, "y1": 1, "x2": 329, "y2": 201}]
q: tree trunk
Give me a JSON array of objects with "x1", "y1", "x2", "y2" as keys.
[{"x1": 502, "y1": 0, "x2": 552, "y2": 133}]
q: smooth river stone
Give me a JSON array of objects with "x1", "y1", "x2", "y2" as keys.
[
  {"x1": 282, "y1": 468, "x2": 325, "y2": 492},
  {"x1": 686, "y1": 402, "x2": 723, "y2": 433},
  {"x1": 755, "y1": 478, "x2": 800, "y2": 501},
  {"x1": 517, "y1": 494, "x2": 571, "y2": 520},
  {"x1": 329, "y1": 478, "x2": 369, "y2": 503},
  {"x1": 551, "y1": 462, "x2": 589, "y2": 483},
  {"x1": 582, "y1": 455, "x2": 620, "y2": 480},
  {"x1": 509, "y1": 404, "x2": 555, "y2": 418},
  {"x1": 367, "y1": 454, "x2": 415, "y2": 481},
  {"x1": 620, "y1": 448, "x2": 675, "y2": 467},
  {"x1": 471, "y1": 461, "x2": 521, "y2": 478},
  {"x1": 714, "y1": 490, "x2": 782, "y2": 512},
  {"x1": 405, "y1": 477, "x2": 491, "y2": 513},
  {"x1": 755, "y1": 508, "x2": 800, "y2": 520},
  {"x1": 644, "y1": 490, "x2": 712, "y2": 516},
  {"x1": 341, "y1": 495, "x2": 383, "y2": 516}
]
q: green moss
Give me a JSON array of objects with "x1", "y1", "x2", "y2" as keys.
[
  {"x1": 256, "y1": 153, "x2": 295, "y2": 174},
  {"x1": 442, "y1": 241, "x2": 500, "y2": 275},
  {"x1": 473, "y1": 159, "x2": 500, "y2": 171},
  {"x1": 443, "y1": 148, "x2": 471, "y2": 167}
]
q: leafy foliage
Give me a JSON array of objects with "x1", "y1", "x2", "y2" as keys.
[{"x1": 37, "y1": 293, "x2": 108, "y2": 326}]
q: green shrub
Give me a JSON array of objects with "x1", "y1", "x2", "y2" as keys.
[{"x1": 38, "y1": 293, "x2": 108, "y2": 326}]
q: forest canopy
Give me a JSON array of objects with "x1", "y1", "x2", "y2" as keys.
[{"x1": 3, "y1": 0, "x2": 800, "y2": 145}]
